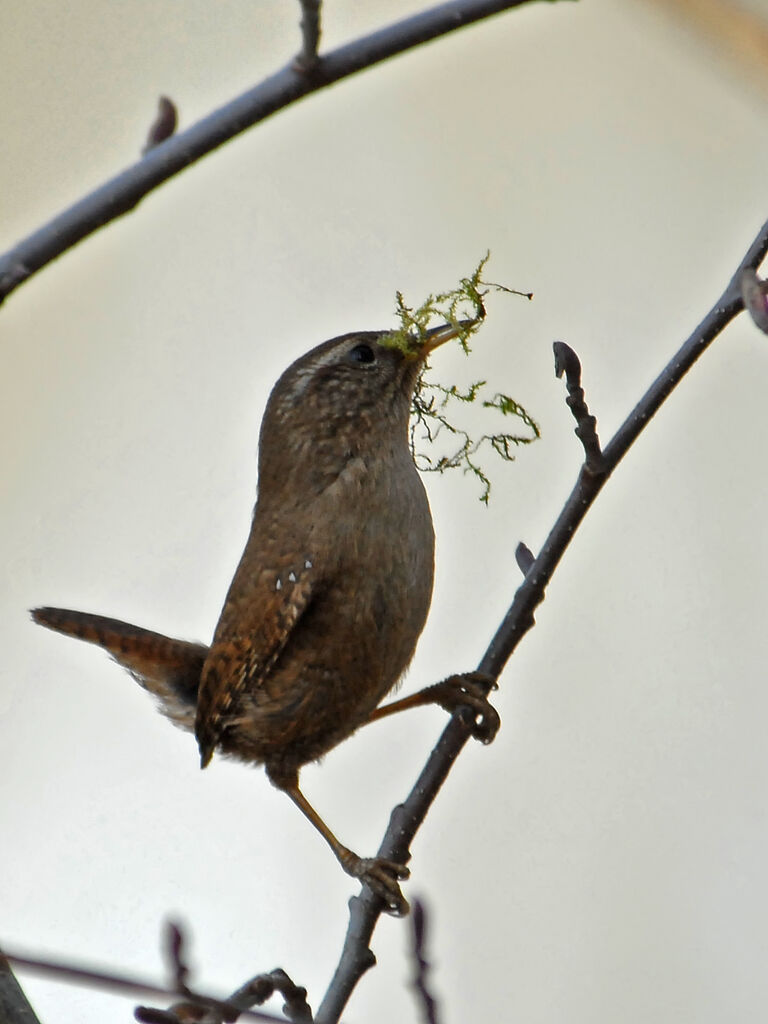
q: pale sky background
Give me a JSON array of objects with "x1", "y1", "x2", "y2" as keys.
[{"x1": 3, "y1": 2, "x2": 768, "y2": 1022}]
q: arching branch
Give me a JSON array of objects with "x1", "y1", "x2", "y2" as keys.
[{"x1": 0, "y1": 0, "x2": 565, "y2": 306}]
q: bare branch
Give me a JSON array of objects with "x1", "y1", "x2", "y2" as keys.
[
  {"x1": 0, "y1": 0, "x2": 567, "y2": 306},
  {"x1": 317, "y1": 213, "x2": 768, "y2": 1023}
]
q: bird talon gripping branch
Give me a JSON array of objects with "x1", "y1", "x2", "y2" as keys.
[
  {"x1": 352, "y1": 856, "x2": 411, "y2": 917},
  {"x1": 431, "y1": 673, "x2": 501, "y2": 744}
]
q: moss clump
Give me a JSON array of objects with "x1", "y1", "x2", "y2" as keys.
[{"x1": 385, "y1": 254, "x2": 540, "y2": 503}]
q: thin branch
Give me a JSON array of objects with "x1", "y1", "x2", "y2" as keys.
[
  {"x1": 316, "y1": 214, "x2": 768, "y2": 1023},
  {"x1": 552, "y1": 341, "x2": 604, "y2": 473},
  {"x1": 244, "y1": 970, "x2": 312, "y2": 1024},
  {"x1": 0, "y1": 0, "x2": 566, "y2": 306}
]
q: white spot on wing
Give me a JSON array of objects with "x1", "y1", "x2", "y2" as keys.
[
  {"x1": 288, "y1": 571, "x2": 297, "y2": 582},
  {"x1": 276, "y1": 577, "x2": 282, "y2": 591}
]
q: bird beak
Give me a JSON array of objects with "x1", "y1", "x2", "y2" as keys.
[{"x1": 419, "y1": 319, "x2": 477, "y2": 357}]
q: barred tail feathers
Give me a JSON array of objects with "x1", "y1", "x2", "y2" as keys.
[{"x1": 31, "y1": 607, "x2": 206, "y2": 731}]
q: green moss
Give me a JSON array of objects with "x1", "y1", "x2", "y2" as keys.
[
  {"x1": 387, "y1": 254, "x2": 540, "y2": 503},
  {"x1": 382, "y1": 252, "x2": 499, "y2": 357}
]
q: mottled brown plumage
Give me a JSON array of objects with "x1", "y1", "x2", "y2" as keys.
[{"x1": 32, "y1": 325, "x2": 499, "y2": 914}]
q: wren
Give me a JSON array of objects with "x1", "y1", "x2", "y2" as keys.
[{"x1": 32, "y1": 323, "x2": 499, "y2": 915}]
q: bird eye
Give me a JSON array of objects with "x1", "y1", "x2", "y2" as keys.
[{"x1": 348, "y1": 343, "x2": 376, "y2": 365}]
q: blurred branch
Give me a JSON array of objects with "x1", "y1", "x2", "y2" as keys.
[
  {"x1": 137, "y1": 968, "x2": 312, "y2": 1024},
  {"x1": 317, "y1": 214, "x2": 768, "y2": 1023},
  {"x1": 241, "y1": 970, "x2": 313, "y2": 1024},
  {"x1": 408, "y1": 900, "x2": 439, "y2": 1024},
  {"x1": 0, "y1": 952, "x2": 42, "y2": 1024},
  {"x1": 0, "y1": 0, "x2": 564, "y2": 306},
  {"x1": 1, "y1": 947, "x2": 289, "y2": 1024}
]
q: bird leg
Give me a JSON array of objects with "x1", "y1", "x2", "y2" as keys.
[
  {"x1": 268, "y1": 767, "x2": 410, "y2": 916},
  {"x1": 367, "y1": 671, "x2": 500, "y2": 744}
]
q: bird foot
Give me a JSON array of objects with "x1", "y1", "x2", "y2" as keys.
[
  {"x1": 337, "y1": 846, "x2": 410, "y2": 916},
  {"x1": 430, "y1": 672, "x2": 500, "y2": 744}
]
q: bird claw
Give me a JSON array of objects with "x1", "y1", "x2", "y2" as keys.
[
  {"x1": 338, "y1": 848, "x2": 411, "y2": 916},
  {"x1": 432, "y1": 672, "x2": 500, "y2": 744}
]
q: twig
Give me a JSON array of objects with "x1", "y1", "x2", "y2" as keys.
[
  {"x1": 295, "y1": 0, "x2": 322, "y2": 71},
  {"x1": 231, "y1": 970, "x2": 312, "y2": 1024},
  {"x1": 165, "y1": 921, "x2": 191, "y2": 994},
  {"x1": 0, "y1": 0, "x2": 566, "y2": 305},
  {"x1": 137, "y1": 968, "x2": 312, "y2": 1024},
  {"x1": 409, "y1": 900, "x2": 439, "y2": 1024},
  {"x1": 552, "y1": 341, "x2": 604, "y2": 473},
  {"x1": 316, "y1": 214, "x2": 768, "y2": 1024}
]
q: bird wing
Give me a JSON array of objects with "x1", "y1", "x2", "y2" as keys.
[{"x1": 194, "y1": 553, "x2": 316, "y2": 766}]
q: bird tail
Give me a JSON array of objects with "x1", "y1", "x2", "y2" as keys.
[{"x1": 31, "y1": 607, "x2": 207, "y2": 732}]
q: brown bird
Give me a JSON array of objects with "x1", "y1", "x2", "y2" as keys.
[{"x1": 32, "y1": 323, "x2": 498, "y2": 915}]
